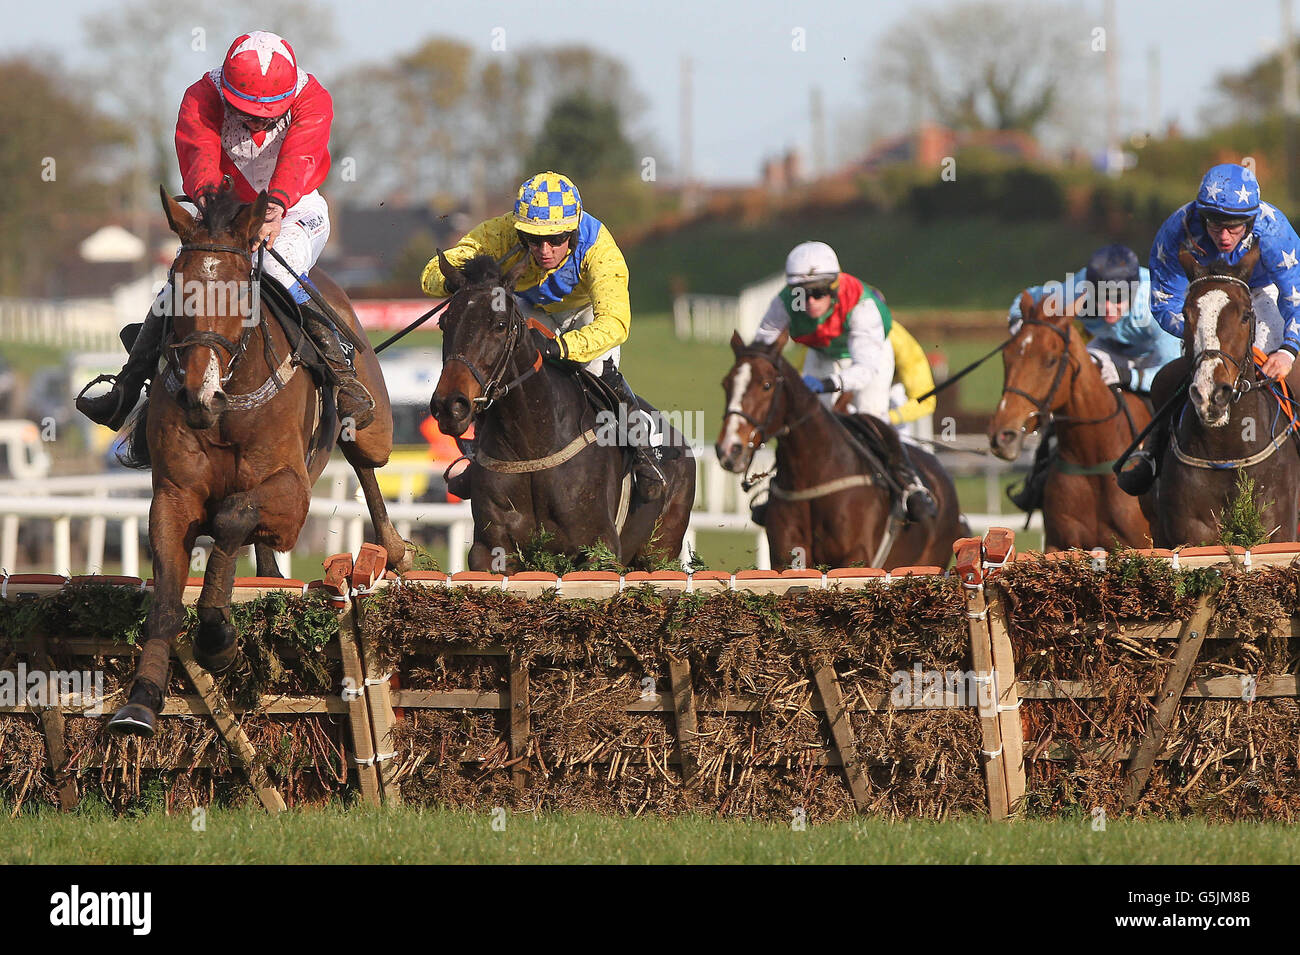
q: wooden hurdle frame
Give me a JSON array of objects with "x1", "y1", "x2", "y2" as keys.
[{"x1": 5, "y1": 532, "x2": 1300, "y2": 817}]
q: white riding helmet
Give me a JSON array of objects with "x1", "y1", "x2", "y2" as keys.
[{"x1": 785, "y1": 241, "x2": 840, "y2": 285}]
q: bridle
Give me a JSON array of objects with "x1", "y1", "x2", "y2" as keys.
[
  {"x1": 164, "y1": 241, "x2": 259, "y2": 388},
  {"x1": 1186, "y1": 272, "x2": 1257, "y2": 403},
  {"x1": 1003, "y1": 316, "x2": 1125, "y2": 430},
  {"x1": 723, "y1": 350, "x2": 820, "y2": 490},
  {"x1": 440, "y1": 285, "x2": 545, "y2": 412}
]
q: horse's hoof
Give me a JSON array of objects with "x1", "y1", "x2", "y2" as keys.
[
  {"x1": 194, "y1": 618, "x2": 240, "y2": 674},
  {"x1": 107, "y1": 703, "x2": 157, "y2": 737}
]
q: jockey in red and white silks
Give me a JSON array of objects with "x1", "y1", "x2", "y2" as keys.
[{"x1": 175, "y1": 30, "x2": 333, "y2": 304}]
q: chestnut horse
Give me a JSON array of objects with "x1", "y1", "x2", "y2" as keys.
[
  {"x1": 716, "y1": 329, "x2": 966, "y2": 570},
  {"x1": 427, "y1": 253, "x2": 695, "y2": 571},
  {"x1": 1146, "y1": 246, "x2": 1299, "y2": 547},
  {"x1": 108, "y1": 186, "x2": 412, "y2": 735},
  {"x1": 989, "y1": 291, "x2": 1152, "y2": 550}
]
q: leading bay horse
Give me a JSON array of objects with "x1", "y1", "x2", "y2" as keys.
[
  {"x1": 1148, "y1": 246, "x2": 1299, "y2": 547},
  {"x1": 427, "y1": 253, "x2": 695, "y2": 571},
  {"x1": 988, "y1": 290, "x2": 1153, "y2": 550},
  {"x1": 716, "y1": 329, "x2": 966, "y2": 570},
  {"x1": 109, "y1": 185, "x2": 412, "y2": 735}
]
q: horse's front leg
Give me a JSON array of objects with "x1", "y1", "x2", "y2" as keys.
[
  {"x1": 352, "y1": 464, "x2": 414, "y2": 573},
  {"x1": 108, "y1": 487, "x2": 204, "y2": 736},
  {"x1": 195, "y1": 470, "x2": 310, "y2": 672}
]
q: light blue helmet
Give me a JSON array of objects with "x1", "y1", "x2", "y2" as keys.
[{"x1": 1195, "y1": 163, "x2": 1260, "y2": 221}]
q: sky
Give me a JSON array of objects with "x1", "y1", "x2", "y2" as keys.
[{"x1": 1, "y1": 0, "x2": 1290, "y2": 183}]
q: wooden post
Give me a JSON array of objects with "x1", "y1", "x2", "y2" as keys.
[
  {"x1": 357, "y1": 602, "x2": 403, "y2": 806},
  {"x1": 1123, "y1": 593, "x2": 1215, "y2": 810},
  {"x1": 174, "y1": 638, "x2": 286, "y2": 812},
  {"x1": 508, "y1": 653, "x2": 530, "y2": 792},
  {"x1": 985, "y1": 590, "x2": 1026, "y2": 812},
  {"x1": 811, "y1": 663, "x2": 871, "y2": 812},
  {"x1": 336, "y1": 601, "x2": 382, "y2": 807},
  {"x1": 955, "y1": 536, "x2": 1010, "y2": 820},
  {"x1": 667, "y1": 655, "x2": 700, "y2": 783},
  {"x1": 32, "y1": 632, "x2": 79, "y2": 811}
]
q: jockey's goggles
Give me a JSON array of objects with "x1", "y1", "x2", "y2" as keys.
[
  {"x1": 801, "y1": 284, "x2": 834, "y2": 300},
  {"x1": 1202, "y1": 212, "x2": 1253, "y2": 230},
  {"x1": 518, "y1": 230, "x2": 573, "y2": 249},
  {"x1": 233, "y1": 108, "x2": 281, "y2": 131}
]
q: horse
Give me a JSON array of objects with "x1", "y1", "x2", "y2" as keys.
[
  {"x1": 427, "y1": 252, "x2": 695, "y2": 572},
  {"x1": 1147, "y1": 245, "x2": 1299, "y2": 547},
  {"x1": 108, "y1": 185, "x2": 413, "y2": 735},
  {"x1": 988, "y1": 290, "x2": 1153, "y2": 550},
  {"x1": 715, "y1": 329, "x2": 966, "y2": 570}
]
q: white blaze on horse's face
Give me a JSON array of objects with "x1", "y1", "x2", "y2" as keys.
[
  {"x1": 1192, "y1": 288, "x2": 1230, "y2": 425},
  {"x1": 722, "y1": 361, "x2": 753, "y2": 453},
  {"x1": 196, "y1": 349, "x2": 222, "y2": 408}
]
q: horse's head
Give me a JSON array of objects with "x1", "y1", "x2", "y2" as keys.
[
  {"x1": 428, "y1": 252, "x2": 532, "y2": 437},
  {"x1": 715, "y1": 329, "x2": 792, "y2": 473},
  {"x1": 1181, "y1": 244, "x2": 1260, "y2": 427},
  {"x1": 159, "y1": 183, "x2": 268, "y2": 430},
  {"x1": 988, "y1": 289, "x2": 1079, "y2": 460}
]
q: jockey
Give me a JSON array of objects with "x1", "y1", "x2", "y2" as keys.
[
  {"x1": 1005, "y1": 244, "x2": 1180, "y2": 510},
  {"x1": 77, "y1": 31, "x2": 374, "y2": 432},
  {"x1": 886, "y1": 320, "x2": 937, "y2": 437},
  {"x1": 750, "y1": 241, "x2": 937, "y2": 521},
  {"x1": 420, "y1": 171, "x2": 667, "y2": 502},
  {"x1": 1119, "y1": 163, "x2": 1300, "y2": 494}
]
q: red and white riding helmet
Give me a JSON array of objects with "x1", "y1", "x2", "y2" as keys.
[{"x1": 220, "y1": 31, "x2": 300, "y2": 118}]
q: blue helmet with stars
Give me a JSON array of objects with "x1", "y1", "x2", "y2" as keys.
[{"x1": 1195, "y1": 163, "x2": 1260, "y2": 222}]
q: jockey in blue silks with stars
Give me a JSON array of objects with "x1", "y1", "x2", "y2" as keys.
[{"x1": 1119, "y1": 162, "x2": 1300, "y2": 494}]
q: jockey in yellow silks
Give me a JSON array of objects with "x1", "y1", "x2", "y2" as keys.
[
  {"x1": 887, "y1": 321, "x2": 937, "y2": 430},
  {"x1": 421, "y1": 171, "x2": 666, "y2": 500}
]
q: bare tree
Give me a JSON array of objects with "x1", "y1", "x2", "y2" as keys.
[{"x1": 869, "y1": 0, "x2": 1095, "y2": 142}]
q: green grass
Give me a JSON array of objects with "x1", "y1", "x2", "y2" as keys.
[{"x1": 1, "y1": 806, "x2": 1295, "y2": 864}]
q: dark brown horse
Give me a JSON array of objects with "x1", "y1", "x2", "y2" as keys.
[
  {"x1": 108, "y1": 186, "x2": 412, "y2": 735},
  {"x1": 989, "y1": 290, "x2": 1153, "y2": 550},
  {"x1": 427, "y1": 253, "x2": 695, "y2": 571},
  {"x1": 716, "y1": 329, "x2": 966, "y2": 570},
  {"x1": 1147, "y1": 246, "x2": 1300, "y2": 547}
]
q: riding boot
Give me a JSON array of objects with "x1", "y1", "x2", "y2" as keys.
[
  {"x1": 75, "y1": 308, "x2": 167, "y2": 430},
  {"x1": 1007, "y1": 426, "x2": 1056, "y2": 512},
  {"x1": 893, "y1": 440, "x2": 938, "y2": 521},
  {"x1": 601, "y1": 364, "x2": 667, "y2": 502},
  {"x1": 300, "y1": 304, "x2": 375, "y2": 431},
  {"x1": 1116, "y1": 417, "x2": 1168, "y2": 496},
  {"x1": 750, "y1": 496, "x2": 769, "y2": 527}
]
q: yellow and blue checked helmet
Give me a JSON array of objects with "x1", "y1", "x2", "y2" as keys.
[{"x1": 513, "y1": 171, "x2": 583, "y2": 235}]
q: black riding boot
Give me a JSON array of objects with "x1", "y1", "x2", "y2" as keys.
[
  {"x1": 1007, "y1": 428, "x2": 1056, "y2": 512},
  {"x1": 75, "y1": 308, "x2": 167, "y2": 431},
  {"x1": 601, "y1": 365, "x2": 667, "y2": 502},
  {"x1": 750, "y1": 496, "x2": 769, "y2": 527},
  {"x1": 1116, "y1": 418, "x2": 1168, "y2": 496},
  {"x1": 894, "y1": 441, "x2": 938, "y2": 521},
  {"x1": 301, "y1": 305, "x2": 375, "y2": 431}
]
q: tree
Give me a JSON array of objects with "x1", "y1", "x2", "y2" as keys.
[
  {"x1": 1210, "y1": 42, "x2": 1300, "y2": 122},
  {"x1": 0, "y1": 56, "x2": 131, "y2": 295},
  {"x1": 869, "y1": 1, "x2": 1094, "y2": 139},
  {"x1": 522, "y1": 93, "x2": 636, "y2": 182}
]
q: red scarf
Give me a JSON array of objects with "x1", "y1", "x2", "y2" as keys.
[{"x1": 789, "y1": 273, "x2": 865, "y2": 349}]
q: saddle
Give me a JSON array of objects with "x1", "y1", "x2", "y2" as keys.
[{"x1": 834, "y1": 412, "x2": 910, "y2": 497}]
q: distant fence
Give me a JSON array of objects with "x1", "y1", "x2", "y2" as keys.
[{"x1": 0, "y1": 298, "x2": 121, "y2": 352}]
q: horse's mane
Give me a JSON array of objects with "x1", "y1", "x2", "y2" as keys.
[
  {"x1": 458, "y1": 253, "x2": 506, "y2": 288},
  {"x1": 197, "y1": 184, "x2": 252, "y2": 237}
]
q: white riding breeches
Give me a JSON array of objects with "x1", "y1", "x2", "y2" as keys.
[
  {"x1": 261, "y1": 190, "x2": 330, "y2": 304},
  {"x1": 804, "y1": 347, "x2": 894, "y2": 419},
  {"x1": 516, "y1": 301, "x2": 620, "y2": 375}
]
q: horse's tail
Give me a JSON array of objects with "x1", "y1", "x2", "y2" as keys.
[{"x1": 116, "y1": 400, "x2": 152, "y2": 470}]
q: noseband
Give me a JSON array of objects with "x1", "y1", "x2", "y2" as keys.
[
  {"x1": 164, "y1": 242, "x2": 258, "y2": 387},
  {"x1": 440, "y1": 289, "x2": 544, "y2": 412}
]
